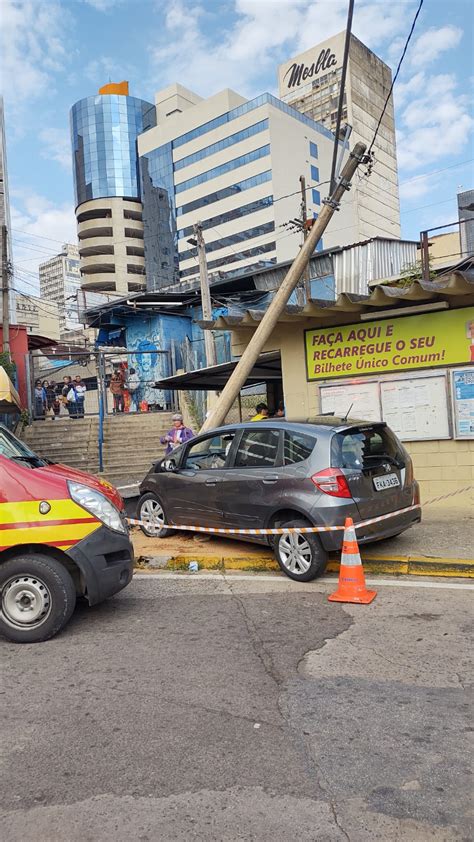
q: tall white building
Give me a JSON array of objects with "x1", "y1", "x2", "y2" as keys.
[
  {"x1": 39, "y1": 244, "x2": 82, "y2": 333},
  {"x1": 278, "y1": 33, "x2": 401, "y2": 241},
  {"x1": 137, "y1": 85, "x2": 360, "y2": 290}
]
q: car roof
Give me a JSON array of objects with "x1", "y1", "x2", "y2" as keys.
[{"x1": 209, "y1": 416, "x2": 383, "y2": 436}]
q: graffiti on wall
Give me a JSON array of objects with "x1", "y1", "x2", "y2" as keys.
[{"x1": 126, "y1": 319, "x2": 167, "y2": 408}]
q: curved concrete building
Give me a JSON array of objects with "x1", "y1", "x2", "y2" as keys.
[{"x1": 70, "y1": 82, "x2": 156, "y2": 294}]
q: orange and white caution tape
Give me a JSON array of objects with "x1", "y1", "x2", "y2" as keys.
[{"x1": 127, "y1": 503, "x2": 422, "y2": 536}]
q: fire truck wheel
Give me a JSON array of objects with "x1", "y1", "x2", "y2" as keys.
[{"x1": 0, "y1": 554, "x2": 77, "y2": 643}]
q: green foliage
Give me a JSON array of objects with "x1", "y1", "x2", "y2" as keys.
[
  {"x1": 0, "y1": 351, "x2": 16, "y2": 381},
  {"x1": 396, "y1": 258, "x2": 436, "y2": 287}
]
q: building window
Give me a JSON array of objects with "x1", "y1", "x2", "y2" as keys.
[
  {"x1": 310, "y1": 141, "x2": 318, "y2": 158},
  {"x1": 312, "y1": 189, "x2": 320, "y2": 206},
  {"x1": 180, "y1": 240, "x2": 276, "y2": 278},
  {"x1": 310, "y1": 165, "x2": 319, "y2": 183},
  {"x1": 176, "y1": 170, "x2": 272, "y2": 217},
  {"x1": 180, "y1": 221, "x2": 275, "y2": 262},
  {"x1": 174, "y1": 120, "x2": 269, "y2": 171},
  {"x1": 175, "y1": 145, "x2": 271, "y2": 195},
  {"x1": 177, "y1": 195, "x2": 273, "y2": 239}
]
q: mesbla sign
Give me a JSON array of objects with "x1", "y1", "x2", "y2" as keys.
[{"x1": 305, "y1": 307, "x2": 474, "y2": 380}]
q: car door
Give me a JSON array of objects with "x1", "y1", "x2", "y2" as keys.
[
  {"x1": 218, "y1": 426, "x2": 283, "y2": 529},
  {"x1": 163, "y1": 430, "x2": 237, "y2": 527}
]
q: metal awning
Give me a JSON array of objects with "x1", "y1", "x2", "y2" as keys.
[{"x1": 155, "y1": 351, "x2": 281, "y2": 391}]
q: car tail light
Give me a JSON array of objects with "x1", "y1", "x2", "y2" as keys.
[
  {"x1": 405, "y1": 456, "x2": 414, "y2": 485},
  {"x1": 311, "y1": 468, "x2": 352, "y2": 498}
]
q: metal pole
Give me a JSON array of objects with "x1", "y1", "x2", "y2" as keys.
[
  {"x1": 194, "y1": 222, "x2": 217, "y2": 367},
  {"x1": 420, "y1": 230, "x2": 430, "y2": 281},
  {"x1": 2, "y1": 224, "x2": 10, "y2": 354},
  {"x1": 201, "y1": 142, "x2": 367, "y2": 433},
  {"x1": 330, "y1": 0, "x2": 354, "y2": 194}
]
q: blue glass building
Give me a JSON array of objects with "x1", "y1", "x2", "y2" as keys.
[{"x1": 70, "y1": 93, "x2": 156, "y2": 207}]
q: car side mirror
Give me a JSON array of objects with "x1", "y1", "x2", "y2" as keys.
[{"x1": 164, "y1": 458, "x2": 178, "y2": 472}]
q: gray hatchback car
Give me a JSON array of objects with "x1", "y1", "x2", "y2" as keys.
[{"x1": 137, "y1": 417, "x2": 421, "y2": 581}]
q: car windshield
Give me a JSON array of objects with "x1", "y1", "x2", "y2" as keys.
[
  {"x1": 0, "y1": 426, "x2": 47, "y2": 468},
  {"x1": 331, "y1": 426, "x2": 405, "y2": 470}
]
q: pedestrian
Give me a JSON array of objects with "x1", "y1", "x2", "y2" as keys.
[
  {"x1": 66, "y1": 380, "x2": 79, "y2": 419},
  {"x1": 110, "y1": 370, "x2": 124, "y2": 414},
  {"x1": 274, "y1": 401, "x2": 285, "y2": 417},
  {"x1": 34, "y1": 379, "x2": 46, "y2": 419},
  {"x1": 160, "y1": 413, "x2": 194, "y2": 455},
  {"x1": 45, "y1": 380, "x2": 60, "y2": 419},
  {"x1": 61, "y1": 376, "x2": 72, "y2": 416},
  {"x1": 127, "y1": 367, "x2": 140, "y2": 412},
  {"x1": 251, "y1": 402, "x2": 269, "y2": 421},
  {"x1": 74, "y1": 375, "x2": 87, "y2": 418}
]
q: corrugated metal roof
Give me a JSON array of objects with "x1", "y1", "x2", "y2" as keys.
[{"x1": 200, "y1": 270, "x2": 474, "y2": 331}]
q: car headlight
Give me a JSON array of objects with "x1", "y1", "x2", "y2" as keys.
[{"x1": 68, "y1": 481, "x2": 127, "y2": 534}]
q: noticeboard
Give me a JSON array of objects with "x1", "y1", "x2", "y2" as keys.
[
  {"x1": 320, "y1": 381, "x2": 381, "y2": 422},
  {"x1": 380, "y1": 375, "x2": 450, "y2": 440},
  {"x1": 452, "y1": 368, "x2": 474, "y2": 438},
  {"x1": 305, "y1": 307, "x2": 474, "y2": 380}
]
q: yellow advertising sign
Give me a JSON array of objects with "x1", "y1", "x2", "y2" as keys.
[{"x1": 305, "y1": 307, "x2": 474, "y2": 380}]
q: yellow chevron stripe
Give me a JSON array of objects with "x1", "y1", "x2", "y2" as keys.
[
  {"x1": 0, "y1": 498, "x2": 96, "y2": 524},
  {"x1": 0, "y1": 521, "x2": 99, "y2": 547}
]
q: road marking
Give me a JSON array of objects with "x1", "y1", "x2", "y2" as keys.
[{"x1": 133, "y1": 572, "x2": 474, "y2": 590}]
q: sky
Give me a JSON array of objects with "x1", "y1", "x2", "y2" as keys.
[{"x1": 1, "y1": 0, "x2": 473, "y2": 295}]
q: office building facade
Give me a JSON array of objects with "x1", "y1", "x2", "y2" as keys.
[
  {"x1": 70, "y1": 82, "x2": 156, "y2": 295},
  {"x1": 39, "y1": 244, "x2": 82, "y2": 333},
  {"x1": 278, "y1": 33, "x2": 401, "y2": 240},
  {"x1": 458, "y1": 189, "x2": 474, "y2": 257},
  {"x1": 138, "y1": 85, "x2": 359, "y2": 290}
]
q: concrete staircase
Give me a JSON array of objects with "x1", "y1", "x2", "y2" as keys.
[
  {"x1": 21, "y1": 412, "x2": 175, "y2": 490},
  {"x1": 22, "y1": 417, "x2": 100, "y2": 475}
]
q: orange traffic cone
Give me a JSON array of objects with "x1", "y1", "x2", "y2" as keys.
[{"x1": 328, "y1": 517, "x2": 377, "y2": 604}]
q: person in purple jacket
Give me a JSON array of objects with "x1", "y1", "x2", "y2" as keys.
[{"x1": 160, "y1": 413, "x2": 195, "y2": 455}]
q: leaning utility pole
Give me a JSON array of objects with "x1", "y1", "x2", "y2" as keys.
[
  {"x1": 299, "y1": 175, "x2": 310, "y2": 299},
  {"x1": 201, "y1": 142, "x2": 367, "y2": 433},
  {"x1": 1, "y1": 224, "x2": 10, "y2": 354},
  {"x1": 193, "y1": 222, "x2": 217, "y2": 368}
]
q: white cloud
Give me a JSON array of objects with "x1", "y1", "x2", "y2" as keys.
[
  {"x1": 10, "y1": 191, "x2": 76, "y2": 291},
  {"x1": 149, "y1": 0, "x2": 415, "y2": 99},
  {"x1": 84, "y1": 56, "x2": 137, "y2": 86},
  {"x1": 397, "y1": 73, "x2": 474, "y2": 171},
  {"x1": 39, "y1": 127, "x2": 72, "y2": 170},
  {"x1": 83, "y1": 0, "x2": 123, "y2": 9},
  {"x1": 0, "y1": 0, "x2": 69, "y2": 105},
  {"x1": 410, "y1": 25, "x2": 463, "y2": 68}
]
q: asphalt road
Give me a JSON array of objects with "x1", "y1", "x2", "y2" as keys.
[{"x1": 1, "y1": 573, "x2": 472, "y2": 841}]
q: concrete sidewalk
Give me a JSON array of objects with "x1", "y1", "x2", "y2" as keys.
[{"x1": 131, "y1": 507, "x2": 474, "y2": 578}]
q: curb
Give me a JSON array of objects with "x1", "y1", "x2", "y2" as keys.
[{"x1": 134, "y1": 551, "x2": 474, "y2": 579}]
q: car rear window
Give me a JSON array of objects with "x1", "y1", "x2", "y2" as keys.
[
  {"x1": 331, "y1": 426, "x2": 406, "y2": 470},
  {"x1": 283, "y1": 431, "x2": 316, "y2": 465}
]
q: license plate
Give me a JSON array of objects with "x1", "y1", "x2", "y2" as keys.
[{"x1": 373, "y1": 473, "x2": 400, "y2": 491}]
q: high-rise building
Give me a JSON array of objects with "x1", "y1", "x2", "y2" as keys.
[
  {"x1": 458, "y1": 189, "x2": 474, "y2": 257},
  {"x1": 0, "y1": 96, "x2": 16, "y2": 326},
  {"x1": 70, "y1": 81, "x2": 156, "y2": 295},
  {"x1": 137, "y1": 85, "x2": 359, "y2": 290},
  {"x1": 278, "y1": 33, "x2": 401, "y2": 241},
  {"x1": 39, "y1": 243, "x2": 82, "y2": 333}
]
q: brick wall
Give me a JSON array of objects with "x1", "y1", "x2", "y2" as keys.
[{"x1": 405, "y1": 440, "x2": 474, "y2": 510}]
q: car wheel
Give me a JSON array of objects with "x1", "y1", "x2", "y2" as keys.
[
  {"x1": 274, "y1": 518, "x2": 328, "y2": 582},
  {"x1": 138, "y1": 492, "x2": 172, "y2": 538},
  {"x1": 0, "y1": 554, "x2": 76, "y2": 643}
]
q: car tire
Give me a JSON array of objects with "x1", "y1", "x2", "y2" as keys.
[
  {"x1": 274, "y1": 518, "x2": 328, "y2": 582},
  {"x1": 0, "y1": 553, "x2": 77, "y2": 643},
  {"x1": 137, "y1": 492, "x2": 172, "y2": 538}
]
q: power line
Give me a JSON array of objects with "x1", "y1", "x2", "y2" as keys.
[{"x1": 367, "y1": 0, "x2": 424, "y2": 157}]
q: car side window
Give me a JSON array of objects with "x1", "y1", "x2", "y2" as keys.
[
  {"x1": 234, "y1": 429, "x2": 280, "y2": 468},
  {"x1": 283, "y1": 431, "x2": 316, "y2": 465},
  {"x1": 183, "y1": 433, "x2": 235, "y2": 470}
]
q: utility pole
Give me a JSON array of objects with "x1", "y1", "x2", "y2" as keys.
[
  {"x1": 193, "y1": 222, "x2": 217, "y2": 367},
  {"x1": 299, "y1": 175, "x2": 310, "y2": 300},
  {"x1": 2, "y1": 224, "x2": 10, "y2": 354},
  {"x1": 201, "y1": 142, "x2": 367, "y2": 433}
]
